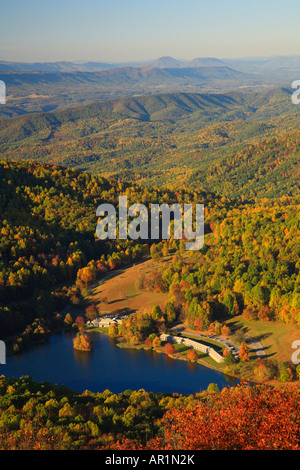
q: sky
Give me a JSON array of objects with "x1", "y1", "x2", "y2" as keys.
[{"x1": 0, "y1": 0, "x2": 299, "y2": 62}]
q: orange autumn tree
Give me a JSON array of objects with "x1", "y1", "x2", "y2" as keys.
[
  {"x1": 73, "y1": 332, "x2": 93, "y2": 351},
  {"x1": 146, "y1": 385, "x2": 300, "y2": 450},
  {"x1": 103, "y1": 385, "x2": 300, "y2": 451},
  {"x1": 187, "y1": 349, "x2": 198, "y2": 362},
  {"x1": 239, "y1": 342, "x2": 250, "y2": 361}
]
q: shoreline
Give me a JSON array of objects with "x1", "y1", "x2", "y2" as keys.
[
  {"x1": 90, "y1": 327, "x2": 298, "y2": 388},
  {"x1": 91, "y1": 328, "x2": 249, "y2": 385},
  {"x1": 5, "y1": 322, "x2": 293, "y2": 391}
]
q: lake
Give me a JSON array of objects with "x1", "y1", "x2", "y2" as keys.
[{"x1": 2, "y1": 331, "x2": 239, "y2": 394}]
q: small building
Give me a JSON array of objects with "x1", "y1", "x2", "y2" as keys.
[{"x1": 87, "y1": 315, "x2": 123, "y2": 328}]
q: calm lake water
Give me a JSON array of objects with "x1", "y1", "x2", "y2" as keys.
[{"x1": 3, "y1": 331, "x2": 239, "y2": 394}]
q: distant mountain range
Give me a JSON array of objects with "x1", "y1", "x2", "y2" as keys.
[
  {"x1": 0, "y1": 54, "x2": 299, "y2": 120},
  {"x1": 1, "y1": 55, "x2": 300, "y2": 72},
  {"x1": 0, "y1": 64, "x2": 253, "y2": 119},
  {"x1": 0, "y1": 87, "x2": 299, "y2": 197},
  {"x1": 1, "y1": 64, "x2": 246, "y2": 88}
]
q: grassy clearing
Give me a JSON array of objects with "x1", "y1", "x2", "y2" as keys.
[
  {"x1": 86, "y1": 258, "x2": 171, "y2": 315},
  {"x1": 226, "y1": 315, "x2": 300, "y2": 363},
  {"x1": 173, "y1": 343, "x2": 190, "y2": 353},
  {"x1": 86, "y1": 326, "x2": 109, "y2": 334}
]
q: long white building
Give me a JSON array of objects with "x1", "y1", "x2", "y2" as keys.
[{"x1": 160, "y1": 334, "x2": 225, "y2": 363}]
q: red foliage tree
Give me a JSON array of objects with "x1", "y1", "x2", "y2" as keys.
[
  {"x1": 164, "y1": 342, "x2": 175, "y2": 355},
  {"x1": 187, "y1": 349, "x2": 198, "y2": 362},
  {"x1": 147, "y1": 385, "x2": 300, "y2": 450},
  {"x1": 75, "y1": 315, "x2": 85, "y2": 331}
]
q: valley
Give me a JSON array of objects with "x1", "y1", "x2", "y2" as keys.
[
  {"x1": 0, "y1": 88, "x2": 299, "y2": 196},
  {"x1": 1, "y1": 57, "x2": 300, "y2": 451},
  {"x1": 2, "y1": 0, "x2": 300, "y2": 450}
]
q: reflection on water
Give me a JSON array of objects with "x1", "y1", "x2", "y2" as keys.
[
  {"x1": 72, "y1": 348, "x2": 93, "y2": 366},
  {"x1": 186, "y1": 360, "x2": 198, "y2": 372},
  {"x1": 4, "y1": 331, "x2": 239, "y2": 394}
]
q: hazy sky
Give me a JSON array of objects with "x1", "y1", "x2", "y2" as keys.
[{"x1": 0, "y1": 0, "x2": 299, "y2": 62}]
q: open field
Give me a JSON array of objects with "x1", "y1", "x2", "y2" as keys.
[
  {"x1": 87, "y1": 257, "x2": 170, "y2": 315},
  {"x1": 226, "y1": 315, "x2": 300, "y2": 363}
]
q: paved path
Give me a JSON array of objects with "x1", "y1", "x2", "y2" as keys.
[{"x1": 245, "y1": 336, "x2": 267, "y2": 357}]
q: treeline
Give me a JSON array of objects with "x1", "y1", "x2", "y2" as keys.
[{"x1": 1, "y1": 376, "x2": 300, "y2": 450}]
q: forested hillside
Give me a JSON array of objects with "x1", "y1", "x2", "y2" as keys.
[
  {"x1": 0, "y1": 160, "x2": 214, "y2": 341},
  {"x1": 1, "y1": 140, "x2": 300, "y2": 449},
  {"x1": 1, "y1": 0, "x2": 300, "y2": 452},
  {"x1": 144, "y1": 195, "x2": 300, "y2": 329},
  {"x1": 189, "y1": 131, "x2": 300, "y2": 197},
  {"x1": 1, "y1": 376, "x2": 300, "y2": 450},
  {"x1": 1, "y1": 160, "x2": 300, "y2": 366},
  {"x1": 0, "y1": 89, "x2": 299, "y2": 196}
]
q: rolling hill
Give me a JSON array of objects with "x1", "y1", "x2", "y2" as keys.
[
  {"x1": 0, "y1": 88, "x2": 299, "y2": 197},
  {"x1": 1, "y1": 54, "x2": 299, "y2": 120},
  {"x1": 1, "y1": 64, "x2": 247, "y2": 92},
  {"x1": 0, "y1": 58, "x2": 291, "y2": 119},
  {"x1": 0, "y1": 87, "x2": 297, "y2": 134}
]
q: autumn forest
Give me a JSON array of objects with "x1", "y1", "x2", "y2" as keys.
[{"x1": 1, "y1": 52, "x2": 300, "y2": 451}]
